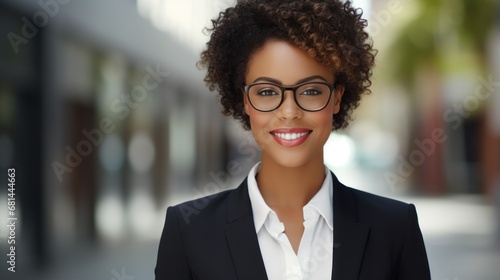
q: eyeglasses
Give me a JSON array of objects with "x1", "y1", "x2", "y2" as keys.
[{"x1": 243, "y1": 81, "x2": 336, "y2": 112}]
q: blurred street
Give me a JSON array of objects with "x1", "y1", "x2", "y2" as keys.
[
  {"x1": 410, "y1": 195, "x2": 500, "y2": 280},
  {"x1": 3, "y1": 193, "x2": 498, "y2": 280}
]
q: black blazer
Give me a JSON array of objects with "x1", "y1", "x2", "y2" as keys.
[{"x1": 155, "y1": 172, "x2": 431, "y2": 280}]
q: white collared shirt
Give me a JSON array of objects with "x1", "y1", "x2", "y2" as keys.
[{"x1": 247, "y1": 162, "x2": 334, "y2": 280}]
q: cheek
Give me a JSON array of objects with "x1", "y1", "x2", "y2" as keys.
[
  {"x1": 246, "y1": 110, "x2": 282, "y2": 148},
  {"x1": 247, "y1": 109, "x2": 269, "y2": 138},
  {"x1": 318, "y1": 118, "x2": 333, "y2": 136},
  {"x1": 315, "y1": 107, "x2": 334, "y2": 129},
  {"x1": 314, "y1": 112, "x2": 333, "y2": 146}
]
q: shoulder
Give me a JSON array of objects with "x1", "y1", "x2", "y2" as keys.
[
  {"x1": 156, "y1": 186, "x2": 247, "y2": 279},
  {"x1": 350, "y1": 186, "x2": 413, "y2": 213},
  {"x1": 168, "y1": 188, "x2": 235, "y2": 228},
  {"x1": 332, "y1": 183, "x2": 430, "y2": 278},
  {"x1": 337, "y1": 184, "x2": 425, "y2": 252},
  {"x1": 338, "y1": 184, "x2": 418, "y2": 227}
]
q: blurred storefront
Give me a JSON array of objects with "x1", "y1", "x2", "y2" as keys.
[
  {"x1": 365, "y1": 0, "x2": 500, "y2": 198},
  {"x1": 0, "y1": 0, "x2": 233, "y2": 273}
]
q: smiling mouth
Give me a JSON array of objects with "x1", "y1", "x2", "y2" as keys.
[
  {"x1": 269, "y1": 129, "x2": 312, "y2": 147},
  {"x1": 270, "y1": 131, "x2": 311, "y2": 141}
]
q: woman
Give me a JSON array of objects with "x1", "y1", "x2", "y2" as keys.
[{"x1": 155, "y1": 0, "x2": 431, "y2": 279}]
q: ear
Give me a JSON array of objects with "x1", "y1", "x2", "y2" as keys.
[
  {"x1": 243, "y1": 90, "x2": 251, "y2": 115},
  {"x1": 332, "y1": 84, "x2": 345, "y2": 114}
]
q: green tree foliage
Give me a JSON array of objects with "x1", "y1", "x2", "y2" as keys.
[{"x1": 389, "y1": 0, "x2": 496, "y2": 88}]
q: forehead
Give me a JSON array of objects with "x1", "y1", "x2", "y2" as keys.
[{"x1": 245, "y1": 40, "x2": 334, "y2": 85}]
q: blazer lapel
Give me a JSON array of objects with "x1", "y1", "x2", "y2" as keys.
[
  {"x1": 225, "y1": 179, "x2": 268, "y2": 280},
  {"x1": 331, "y1": 172, "x2": 370, "y2": 280}
]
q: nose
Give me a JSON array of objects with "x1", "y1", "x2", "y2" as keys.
[{"x1": 276, "y1": 90, "x2": 302, "y2": 119}]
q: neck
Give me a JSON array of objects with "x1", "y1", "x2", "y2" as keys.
[{"x1": 256, "y1": 154, "x2": 326, "y2": 210}]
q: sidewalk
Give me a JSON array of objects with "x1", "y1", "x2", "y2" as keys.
[{"x1": 405, "y1": 195, "x2": 500, "y2": 280}]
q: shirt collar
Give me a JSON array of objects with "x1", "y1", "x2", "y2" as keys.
[
  {"x1": 305, "y1": 168, "x2": 334, "y2": 230},
  {"x1": 247, "y1": 162, "x2": 272, "y2": 233},
  {"x1": 247, "y1": 162, "x2": 334, "y2": 232}
]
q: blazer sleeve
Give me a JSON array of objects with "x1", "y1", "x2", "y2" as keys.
[
  {"x1": 155, "y1": 206, "x2": 193, "y2": 280},
  {"x1": 396, "y1": 204, "x2": 431, "y2": 280}
]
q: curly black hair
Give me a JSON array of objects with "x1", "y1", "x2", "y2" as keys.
[{"x1": 198, "y1": 0, "x2": 376, "y2": 130}]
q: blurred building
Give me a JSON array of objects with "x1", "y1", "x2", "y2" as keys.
[
  {"x1": 0, "y1": 0, "x2": 242, "y2": 272},
  {"x1": 364, "y1": 0, "x2": 500, "y2": 197}
]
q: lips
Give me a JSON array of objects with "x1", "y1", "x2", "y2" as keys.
[{"x1": 270, "y1": 128, "x2": 312, "y2": 147}]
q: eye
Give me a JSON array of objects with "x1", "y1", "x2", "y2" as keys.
[
  {"x1": 299, "y1": 88, "x2": 323, "y2": 96},
  {"x1": 256, "y1": 88, "x2": 279, "y2": 96}
]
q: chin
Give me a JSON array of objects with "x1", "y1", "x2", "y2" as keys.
[{"x1": 261, "y1": 147, "x2": 323, "y2": 169}]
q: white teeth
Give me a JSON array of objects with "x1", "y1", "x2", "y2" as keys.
[{"x1": 273, "y1": 132, "x2": 309, "y2": 140}]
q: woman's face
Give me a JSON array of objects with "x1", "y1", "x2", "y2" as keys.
[{"x1": 244, "y1": 39, "x2": 344, "y2": 168}]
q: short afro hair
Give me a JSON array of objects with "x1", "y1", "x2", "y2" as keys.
[{"x1": 198, "y1": 0, "x2": 376, "y2": 130}]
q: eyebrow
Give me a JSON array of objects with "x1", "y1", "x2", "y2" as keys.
[{"x1": 252, "y1": 75, "x2": 328, "y2": 85}]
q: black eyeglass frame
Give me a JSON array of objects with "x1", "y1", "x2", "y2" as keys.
[{"x1": 243, "y1": 81, "x2": 337, "y2": 112}]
